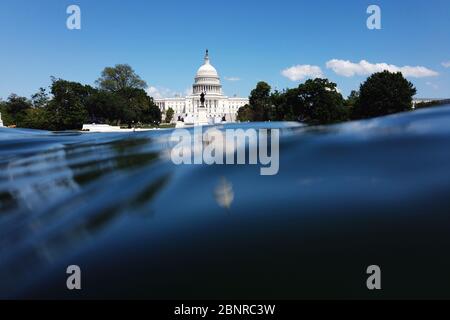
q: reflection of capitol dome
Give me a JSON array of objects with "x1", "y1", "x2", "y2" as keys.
[{"x1": 193, "y1": 50, "x2": 222, "y2": 95}]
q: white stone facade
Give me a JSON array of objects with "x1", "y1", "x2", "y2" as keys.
[{"x1": 154, "y1": 50, "x2": 248, "y2": 124}]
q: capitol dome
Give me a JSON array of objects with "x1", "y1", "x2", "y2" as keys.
[
  {"x1": 193, "y1": 50, "x2": 222, "y2": 95},
  {"x1": 196, "y1": 53, "x2": 219, "y2": 78}
]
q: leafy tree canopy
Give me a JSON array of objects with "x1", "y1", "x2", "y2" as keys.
[
  {"x1": 353, "y1": 71, "x2": 416, "y2": 119},
  {"x1": 96, "y1": 64, "x2": 147, "y2": 92},
  {"x1": 294, "y1": 78, "x2": 347, "y2": 125},
  {"x1": 345, "y1": 90, "x2": 360, "y2": 107},
  {"x1": 249, "y1": 81, "x2": 272, "y2": 121},
  {"x1": 238, "y1": 79, "x2": 348, "y2": 125},
  {"x1": 3, "y1": 94, "x2": 32, "y2": 126},
  {"x1": 165, "y1": 107, "x2": 174, "y2": 123},
  {"x1": 236, "y1": 104, "x2": 254, "y2": 122},
  {"x1": 46, "y1": 79, "x2": 95, "y2": 130},
  {"x1": 31, "y1": 87, "x2": 50, "y2": 108}
]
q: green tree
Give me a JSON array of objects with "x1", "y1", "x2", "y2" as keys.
[
  {"x1": 3, "y1": 94, "x2": 32, "y2": 126},
  {"x1": 22, "y1": 108, "x2": 50, "y2": 130},
  {"x1": 165, "y1": 107, "x2": 174, "y2": 123},
  {"x1": 275, "y1": 88, "x2": 303, "y2": 121},
  {"x1": 118, "y1": 87, "x2": 161, "y2": 125},
  {"x1": 146, "y1": 103, "x2": 162, "y2": 125},
  {"x1": 96, "y1": 64, "x2": 147, "y2": 92},
  {"x1": 294, "y1": 78, "x2": 347, "y2": 125},
  {"x1": 93, "y1": 65, "x2": 160, "y2": 126},
  {"x1": 345, "y1": 90, "x2": 360, "y2": 107},
  {"x1": 236, "y1": 82, "x2": 273, "y2": 121},
  {"x1": 85, "y1": 90, "x2": 124, "y2": 124},
  {"x1": 248, "y1": 81, "x2": 272, "y2": 121},
  {"x1": 269, "y1": 89, "x2": 290, "y2": 121},
  {"x1": 238, "y1": 79, "x2": 347, "y2": 124},
  {"x1": 31, "y1": 87, "x2": 50, "y2": 108},
  {"x1": 353, "y1": 71, "x2": 417, "y2": 119},
  {"x1": 47, "y1": 79, "x2": 94, "y2": 130},
  {"x1": 236, "y1": 104, "x2": 254, "y2": 122}
]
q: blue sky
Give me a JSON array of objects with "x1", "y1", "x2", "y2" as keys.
[{"x1": 0, "y1": 0, "x2": 449, "y2": 100}]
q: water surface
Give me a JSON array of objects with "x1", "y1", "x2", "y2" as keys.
[{"x1": 1, "y1": 106, "x2": 450, "y2": 299}]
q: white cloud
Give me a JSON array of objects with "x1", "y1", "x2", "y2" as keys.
[
  {"x1": 224, "y1": 77, "x2": 241, "y2": 81},
  {"x1": 146, "y1": 86, "x2": 183, "y2": 99},
  {"x1": 442, "y1": 61, "x2": 450, "y2": 68},
  {"x1": 326, "y1": 59, "x2": 439, "y2": 78},
  {"x1": 281, "y1": 65, "x2": 324, "y2": 81}
]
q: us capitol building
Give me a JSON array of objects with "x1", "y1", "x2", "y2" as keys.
[{"x1": 154, "y1": 50, "x2": 249, "y2": 124}]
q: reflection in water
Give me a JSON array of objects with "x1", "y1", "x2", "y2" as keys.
[
  {"x1": 214, "y1": 177, "x2": 234, "y2": 209},
  {"x1": 0, "y1": 133, "x2": 171, "y2": 295},
  {"x1": 1, "y1": 106, "x2": 450, "y2": 299}
]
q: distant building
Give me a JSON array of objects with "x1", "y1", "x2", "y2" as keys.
[
  {"x1": 413, "y1": 98, "x2": 450, "y2": 108},
  {"x1": 153, "y1": 50, "x2": 248, "y2": 123}
]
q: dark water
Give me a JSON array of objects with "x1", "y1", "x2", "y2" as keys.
[{"x1": 1, "y1": 106, "x2": 450, "y2": 299}]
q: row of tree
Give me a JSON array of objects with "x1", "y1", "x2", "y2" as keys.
[
  {"x1": 0, "y1": 64, "x2": 161, "y2": 131},
  {"x1": 237, "y1": 71, "x2": 417, "y2": 125},
  {"x1": 1, "y1": 69, "x2": 420, "y2": 130}
]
